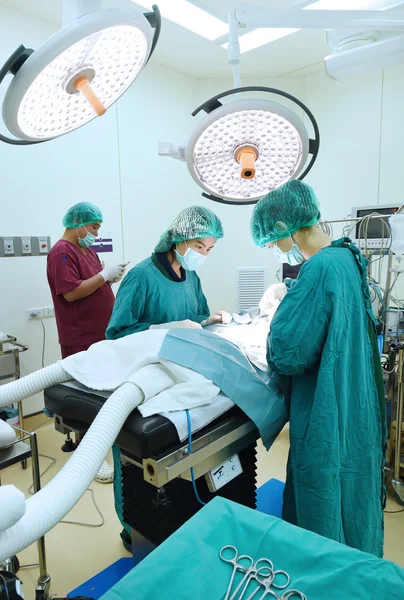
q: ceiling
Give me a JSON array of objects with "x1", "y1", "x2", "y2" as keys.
[{"x1": 0, "y1": 0, "x2": 395, "y2": 79}]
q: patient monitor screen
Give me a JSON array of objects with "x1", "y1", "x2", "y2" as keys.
[
  {"x1": 282, "y1": 264, "x2": 301, "y2": 281},
  {"x1": 355, "y1": 207, "x2": 397, "y2": 240}
]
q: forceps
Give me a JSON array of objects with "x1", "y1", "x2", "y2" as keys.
[
  {"x1": 220, "y1": 545, "x2": 254, "y2": 600},
  {"x1": 231, "y1": 557, "x2": 276, "y2": 600},
  {"x1": 244, "y1": 568, "x2": 307, "y2": 600},
  {"x1": 239, "y1": 565, "x2": 290, "y2": 600}
]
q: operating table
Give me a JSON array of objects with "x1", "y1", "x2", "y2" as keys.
[{"x1": 44, "y1": 383, "x2": 259, "y2": 554}]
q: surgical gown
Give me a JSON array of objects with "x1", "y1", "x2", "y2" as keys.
[
  {"x1": 267, "y1": 239, "x2": 385, "y2": 557},
  {"x1": 105, "y1": 256, "x2": 210, "y2": 538},
  {"x1": 106, "y1": 257, "x2": 209, "y2": 339}
]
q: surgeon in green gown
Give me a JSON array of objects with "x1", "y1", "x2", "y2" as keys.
[
  {"x1": 106, "y1": 206, "x2": 227, "y2": 550},
  {"x1": 251, "y1": 180, "x2": 386, "y2": 557}
]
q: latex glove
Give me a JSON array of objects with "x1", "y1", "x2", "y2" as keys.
[
  {"x1": 110, "y1": 271, "x2": 126, "y2": 284},
  {"x1": 201, "y1": 311, "x2": 232, "y2": 327},
  {"x1": 100, "y1": 263, "x2": 128, "y2": 283},
  {"x1": 150, "y1": 320, "x2": 203, "y2": 330},
  {"x1": 259, "y1": 283, "x2": 287, "y2": 316}
]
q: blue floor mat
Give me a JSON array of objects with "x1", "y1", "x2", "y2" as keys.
[
  {"x1": 67, "y1": 557, "x2": 133, "y2": 599},
  {"x1": 256, "y1": 477, "x2": 285, "y2": 518}
]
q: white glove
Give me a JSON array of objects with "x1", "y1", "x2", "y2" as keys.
[
  {"x1": 201, "y1": 311, "x2": 232, "y2": 326},
  {"x1": 150, "y1": 319, "x2": 203, "y2": 330},
  {"x1": 100, "y1": 263, "x2": 127, "y2": 283},
  {"x1": 259, "y1": 283, "x2": 287, "y2": 316}
]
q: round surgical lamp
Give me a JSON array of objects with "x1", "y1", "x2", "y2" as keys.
[
  {"x1": 186, "y1": 87, "x2": 320, "y2": 205},
  {"x1": 0, "y1": 4, "x2": 161, "y2": 145}
]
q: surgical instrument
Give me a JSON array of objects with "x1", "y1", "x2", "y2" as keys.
[
  {"x1": 220, "y1": 545, "x2": 254, "y2": 600},
  {"x1": 219, "y1": 545, "x2": 307, "y2": 600},
  {"x1": 244, "y1": 569, "x2": 307, "y2": 600},
  {"x1": 234, "y1": 560, "x2": 278, "y2": 600}
]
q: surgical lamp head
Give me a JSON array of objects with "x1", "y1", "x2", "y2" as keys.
[
  {"x1": 0, "y1": 3, "x2": 161, "y2": 145},
  {"x1": 185, "y1": 86, "x2": 320, "y2": 206},
  {"x1": 251, "y1": 180, "x2": 321, "y2": 247}
]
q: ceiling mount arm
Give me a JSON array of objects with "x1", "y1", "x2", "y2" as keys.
[
  {"x1": 233, "y1": 4, "x2": 404, "y2": 31},
  {"x1": 228, "y1": 9, "x2": 241, "y2": 89}
]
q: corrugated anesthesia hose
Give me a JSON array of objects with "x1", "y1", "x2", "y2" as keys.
[
  {"x1": 0, "y1": 382, "x2": 144, "y2": 561},
  {"x1": 0, "y1": 363, "x2": 71, "y2": 407}
]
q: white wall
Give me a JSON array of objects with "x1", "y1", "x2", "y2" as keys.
[
  {"x1": 303, "y1": 69, "x2": 384, "y2": 234},
  {"x1": 378, "y1": 64, "x2": 404, "y2": 206},
  {"x1": 117, "y1": 62, "x2": 198, "y2": 266}
]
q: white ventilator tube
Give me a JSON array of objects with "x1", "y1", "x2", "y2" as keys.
[
  {"x1": 0, "y1": 363, "x2": 71, "y2": 407},
  {"x1": 0, "y1": 381, "x2": 144, "y2": 561}
]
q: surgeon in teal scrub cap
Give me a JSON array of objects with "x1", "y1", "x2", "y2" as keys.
[
  {"x1": 251, "y1": 180, "x2": 386, "y2": 558},
  {"x1": 106, "y1": 205, "x2": 229, "y2": 550}
]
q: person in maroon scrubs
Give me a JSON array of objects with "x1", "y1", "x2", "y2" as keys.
[
  {"x1": 47, "y1": 202, "x2": 127, "y2": 484},
  {"x1": 47, "y1": 202, "x2": 127, "y2": 358}
]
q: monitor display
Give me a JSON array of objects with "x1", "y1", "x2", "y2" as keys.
[
  {"x1": 355, "y1": 207, "x2": 397, "y2": 240},
  {"x1": 282, "y1": 263, "x2": 302, "y2": 280}
]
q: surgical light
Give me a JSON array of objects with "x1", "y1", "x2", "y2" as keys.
[
  {"x1": 184, "y1": 87, "x2": 319, "y2": 205},
  {"x1": 0, "y1": 2, "x2": 161, "y2": 144}
]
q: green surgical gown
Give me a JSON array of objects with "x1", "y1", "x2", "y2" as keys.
[
  {"x1": 106, "y1": 257, "x2": 210, "y2": 339},
  {"x1": 106, "y1": 256, "x2": 210, "y2": 537},
  {"x1": 267, "y1": 239, "x2": 385, "y2": 557}
]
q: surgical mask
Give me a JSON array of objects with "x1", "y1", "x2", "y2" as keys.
[
  {"x1": 77, "y1": 227, "x2": 96, "y2": 248},
  {"x1": 175, "y1": 243, "x2": 207, "y2": 271},
  {"x1": 272, "y1": 238, "x2": 305, "y2": 266}
]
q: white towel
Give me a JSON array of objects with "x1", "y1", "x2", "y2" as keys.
[
  {"x1": 0, "y1": 419, "x2": 17, "y2": 449},
  {"x1": 60, "y1": 330, "x2": 220, "y2": 415},
  {"x1": 136, "y1": 361, "x2": 219, "y2": 418},
  {"x1": 0, "y1": 485, "x2": 26, "y2": 532},
  {"x1": 59, "y1": 329, "x2": 167, "y2": 390}
]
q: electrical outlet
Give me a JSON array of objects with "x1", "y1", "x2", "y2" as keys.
[
  {"x1": 27, "y1": 308, "x2": 44, "y2": 320},
  {"x1": 21, "y1": 237, "x2": 32, "y2": 254},
  {"x1": 43, "y1": 306, "x2": 55, "y2": 317},
  {"x1": 38, "y1": 237, "x2": 49, "y2": 254},
  {"x1": 4, "y1": 238, "x2": 14, "y2": 255}
]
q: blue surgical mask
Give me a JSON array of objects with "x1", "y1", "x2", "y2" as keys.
[
  {"x1": 272, "y1": 238, "x2": 305, "y2": 266},
  {"x1": 77, "y1": 227, "x2": 96, "y2": 248},
  {"x1": 175, "y1": 243, "x2": 207, "y2": 271}
]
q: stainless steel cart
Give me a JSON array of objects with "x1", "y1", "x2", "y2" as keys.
[
  {"x1": 0, "y1": 335, "x2": 29, "y2": 466},
  {"x1": 0, "y1": 426, "x2": 50, "y2": 599}
]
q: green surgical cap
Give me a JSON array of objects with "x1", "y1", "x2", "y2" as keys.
[
  {"x1": 251, "y1": 180, "x2": 321, "y2": 247},
  {"x1": 62, "y1": 202, "x2": 103, "y2": 229},
  {"x1": 155, "y1": 206, "x2": 224, "y2": 253}
]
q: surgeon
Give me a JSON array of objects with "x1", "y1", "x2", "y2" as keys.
[
  {"x1": 251, "y1": 180, "x2": 386, "y2": 557},
  {"x1": 47, "y1": 202, "x2": 128, "y2": 483},
  {"x1": 106, "y1": 205, "x2": 227, "y2": 338},
  {"x1": 106, "y1": 205, "x2": 228, "y2": 550}
]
